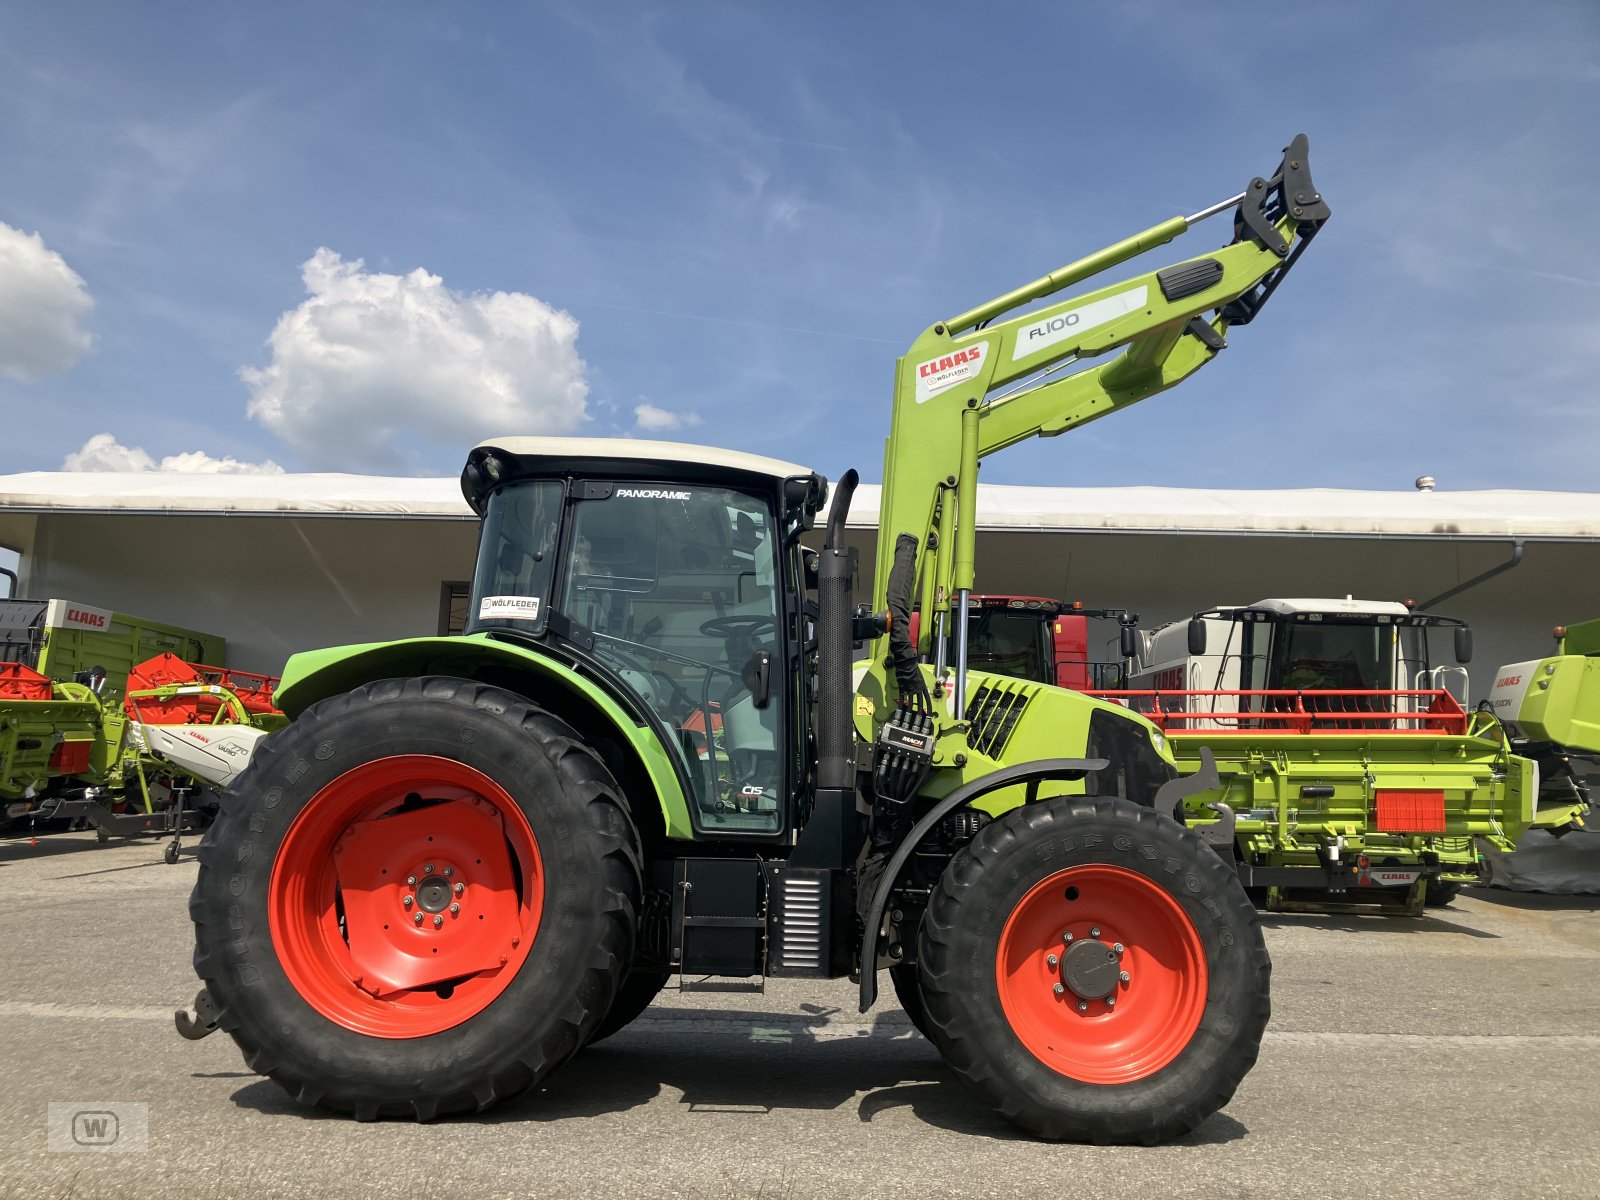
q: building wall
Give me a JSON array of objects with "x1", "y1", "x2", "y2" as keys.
[
  {"x1": 26, "y1": 513, "x2": 478, "y2": 674},
  {"x1": 18, "y1": 510, "x2": 1596, "y2": 698}
]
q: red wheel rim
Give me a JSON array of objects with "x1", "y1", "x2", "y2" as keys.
[
  {"x1": 268, "y1": 755, "x2": 543, "y2": 1038},
  {"x1": 996, "y1": 864, "x2": 1207, "y2": 1084}
]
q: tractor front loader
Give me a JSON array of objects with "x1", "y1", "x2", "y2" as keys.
[{"x1": 183, "y1": 137, "x2": 1329, "y2": 1143}]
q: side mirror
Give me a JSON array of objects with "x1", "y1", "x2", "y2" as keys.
[
  {"x1": 1119, "y1": 624, "x2": 1139, "y2": 659},
  {"x1": 1454, "y1": 625, "x2": 1472, "y2": 664},
  {"x1": 1188, "y1": 618, "x2": 1208, "y2": 657}
]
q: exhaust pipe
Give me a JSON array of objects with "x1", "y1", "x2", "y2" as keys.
[
  {"x1": 816, "y1": 470, "x2": 858, "y2": 793},
  {"x1": 792, "y1": 469, "x2": 861, "y2": 868}
]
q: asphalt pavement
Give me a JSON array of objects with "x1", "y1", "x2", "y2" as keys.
[{"x1": 3, "y1": 830, "x2": 1598, "y2": 1200}]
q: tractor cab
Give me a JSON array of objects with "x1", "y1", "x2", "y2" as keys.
[{"x1": 461, "y1": 438, "x2": 827, "y2": 836}]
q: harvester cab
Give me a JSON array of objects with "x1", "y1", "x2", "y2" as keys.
[
  {"x1": 186, "y1": 136, "x2": 1330, "y2": 1143},
  {"x1": 1129, "y1": 597, "x2": 1475, "y2": 718}
]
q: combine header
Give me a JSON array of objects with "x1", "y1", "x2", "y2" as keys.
[
  {"x1": 0, "y1": 597, "x2": 284, "y2": 858},
  {"x1": 957, "y1": 596, "x2": 1576, "y2": 912}
]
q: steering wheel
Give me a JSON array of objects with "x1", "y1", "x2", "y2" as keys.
[{"x1": 699, "y1": 616, "x2": 778, "y2": 640}]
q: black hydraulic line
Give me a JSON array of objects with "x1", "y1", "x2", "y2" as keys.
[
  {"x1": 0, "y1": 567, "x2": 16, "y2": 598},
  {"x1": 1420, "y1": 539, "x2": 1525, "y2": 611}
]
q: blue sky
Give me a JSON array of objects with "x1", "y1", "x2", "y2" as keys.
[{"x1": 1, "y1": 0, "x2": 1597, "y2": 495}]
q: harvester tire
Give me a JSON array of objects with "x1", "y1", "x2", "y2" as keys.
[
  {"x1": 917, "y1": 795, "x2": 1269, "y2": 1144},
  {"x1": 188, "y1": 676, "x2": 641, "y2": 1120},
  {"x1": 587, "y1": 970, "x2": 670, "y2": 1045},
  {"x1": 1424, "y1": 880, "x2": 1461, "y2": 907},
  {"x1": 889, "y1": 963, "x2": 931, "y2": 1038}
]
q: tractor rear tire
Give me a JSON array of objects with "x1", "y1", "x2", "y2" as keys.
[
  {"x1": 889, "y1": 962, "x2": 931, "y2": 1038},
  {"x1": 587, "y1": 970, "x2": 671, "y2": 1045},
  {"x1": 189, "y1": 677, "x2": 641, "y2": 1120},
  {"x1": 917, "y1": 795, "x2": 1270, "y2": 1144}
]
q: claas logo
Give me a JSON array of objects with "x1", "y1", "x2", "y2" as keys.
[{"x1": 918, "y1": 346, "x2": 984, "y2": 379}]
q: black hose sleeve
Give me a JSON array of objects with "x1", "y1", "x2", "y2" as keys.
[{"x1": 886, "y1": 533, "x2": 931, "y2": 709}]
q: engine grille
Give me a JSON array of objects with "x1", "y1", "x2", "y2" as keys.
[
  {"x1": 774, "y1": 874, "x2": 824, "y2": 972},
  {"x1": 965, "y1": 682, "x2": 1032, "y2": 758}
]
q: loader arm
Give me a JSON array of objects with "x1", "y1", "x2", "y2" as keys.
[{"x1": 868, "y1": 135, "x2": 1329, "y2": 714}]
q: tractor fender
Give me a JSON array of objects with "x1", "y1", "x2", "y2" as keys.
[
  {"x1": 858, "y1": 757, "x2": 1105, "y2": 1012},
  {"x1": 271, "y1": 634, "x2": 696, "y2": 840}
]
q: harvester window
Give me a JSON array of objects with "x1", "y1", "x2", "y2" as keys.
[
  {"x1": 966, "y1": 610, "x2": 1050, "y2": 684},
  {"x1": 560, "y1": 484, "x2": 785, "y2": 834}
]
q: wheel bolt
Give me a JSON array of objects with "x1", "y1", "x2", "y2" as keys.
[
  {"x1": 1076, "y1": 1001, "x2": 1088, "y2": 1013},
  {"x1": 1052, "y1": 983, "x2": 1065, "y2": 997},
  {"x1": 1089, "y1": 926, "x2": 1101, "y2": 938},
  {"x1": 443, "y1": 867, "x2": 453, "y2": 877},
  {"x1": 424, "y1": 863, "x2": 434, "y2": 874},
  {"x1": 454, "y1": 882, "x2": 464, "y2": 895},
  {"x1": 1062, "y1": 932, "x2": 1073, "y2": 944},
  {"x1": 413, "y1": 913, "x2": 424, "y2": 926},
  {"x1": 1113, "y1": 942, "x2": 1124, "y2": 955},
  {"x1": 433, "y1": 914, "x2": 443, "y2": 928},
  {"x1": 1105, "y1": 997, "x2": 1116, "y2": 1010},
  {"x1": 450, "y1": 903, "x2": 460, "y2": 916},
  {"x1": 403, "y1": 895, "x2": 414, "y2": 909},
  {"x1": 1046, "y1": 954, "x2": 1059, "y2": 969},
  {"x1": 1120, "y1": 971, "x2": 1131, "y2": 984},
  {"x1": 406, "y1": 875, "x2": 416, "y2": 887}
]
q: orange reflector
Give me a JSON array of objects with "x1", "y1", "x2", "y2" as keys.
[{"x1": 1375, "y1": 789, "x2": 1446, "y2": 833}]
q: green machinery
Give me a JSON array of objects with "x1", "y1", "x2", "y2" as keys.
[
  {"x1": 961, "y1": 597, "x2": 1579, "y2": 913},
  {"x1": 182, "y1": 137, "x2": 1328, "y2": 1143},
  {"x1": 1487, "y1": 618, "x2": 1600, "y2": 811},
  {"x1": 1, "y1": 597, "x2": 223, "y2": 806},
  {"x1": 1, "y1": 597, "x2": 278, "y2": 858}
]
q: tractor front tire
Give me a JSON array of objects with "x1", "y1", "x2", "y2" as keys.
[
  {"x1": 889, "y1": 962, "x2": 931, "y2": 1038},
  {"x1": 917, "y1": 796, "x2": 1270, "y2": 1144},
  {"x1": 189, "y1": 677, "x2": 641, "y2": 1120}
]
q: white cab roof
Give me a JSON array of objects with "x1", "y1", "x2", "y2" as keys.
[
  {"x1": 1240, "y1": 598, "x2": 1412, "y2": 617},
  {"x1": 475, "y1": 437, "x2": 815, "y2": 483}
]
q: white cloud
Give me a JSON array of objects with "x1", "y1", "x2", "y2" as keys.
[
  {"x1": 633, "y1": 402, "x2": 703, "y2": 433},
  {"x1": 241, "y1": 248, "x2": 589, "y2": 470},
  {"x1": 63, "y1": 433, "x2": 283, "y2": 475},
  {"x1": 0, "y1": 223, "x2": 94, "y2": 381}
]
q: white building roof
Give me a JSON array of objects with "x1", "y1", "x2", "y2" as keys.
[{"x1": 0, "y1": 471, "x2": 1594, "y2": 541}]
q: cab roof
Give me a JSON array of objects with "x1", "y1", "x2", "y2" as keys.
[
  {"x1": 463, "y1": 436, "x2": 827, "y2": 522},
  {"x1": 472, "y1": 437, "x2": 814, "y2": 483}
]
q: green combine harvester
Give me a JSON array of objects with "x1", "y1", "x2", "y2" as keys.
[
  {"x1": 1487, "y1": 617, "x2": 1600, "y2": 811},
  {"x1": 952, "y1": 596, "x2": 1578, "y2": 913},
  {"x1": 182, "y1": 136, "x2": 1329, "y2": 1143}
]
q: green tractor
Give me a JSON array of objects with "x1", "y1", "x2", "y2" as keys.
[{"x1": 182, "y1": 137, "x2": 1329, "y2": 1142}]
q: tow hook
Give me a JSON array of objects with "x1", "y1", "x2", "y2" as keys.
[{"x1": 174, "y1": 987, "x2": 221, "y2": 1041}]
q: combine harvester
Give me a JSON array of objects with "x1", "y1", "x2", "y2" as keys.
[
  {"x1": 955, "y1": 596, "x2": 1582, "y2": 912},
  {"x1": 0, "y1": 597, "x2": 284, "y2": 860},
  {"x1": 1478, "y1": 618, "x2": 1600, "y2": 891}
]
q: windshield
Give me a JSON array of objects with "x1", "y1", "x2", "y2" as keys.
[
  {"x1": 967, "y1": 610, "x2": 1050, "y2": 683},
  {"x1": 1267, "y1": 621, "x2": 1393, "y2": 691},
  {"x1": 467, "y1": 482, "x2": 563, "y2": 635}
]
